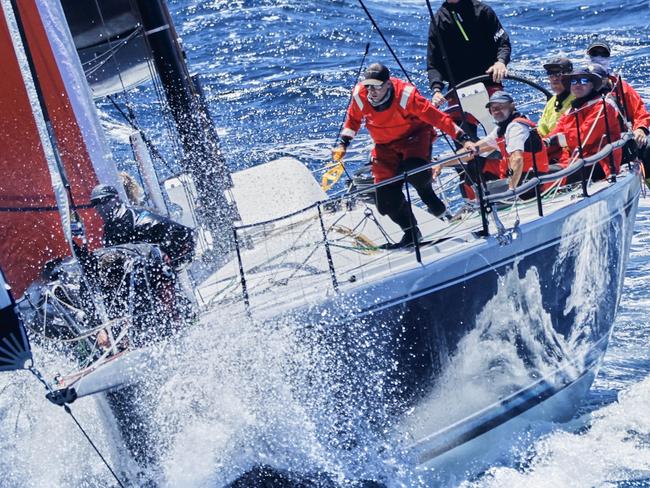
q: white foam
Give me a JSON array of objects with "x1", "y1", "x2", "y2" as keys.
[
  {"x1": 463, "y1": 374, "x2": 650, "y2": 488},
  {"x1": 0, "y1": 350, "x2": 126, "y2": 486}
]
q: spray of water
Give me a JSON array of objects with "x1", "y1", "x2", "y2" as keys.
[{"x1": 463, "y1": 373, "x2": 650, "y2": 488}]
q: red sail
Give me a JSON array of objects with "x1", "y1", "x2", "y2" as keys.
[{"x1": 0, "y1": 1, "x2": 104, "y2": 296}]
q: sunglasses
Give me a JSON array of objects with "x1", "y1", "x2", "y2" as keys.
[
  {"x1": 589, "y1": 49, "x2": 610, "y2": 58},
  {"x1": 367, "y1": 81, "x2": 387, "y2": 91},
  {"x1": 546, "y1": 70, "x2": 564, "y2": 77},
  {"x1": 570, "y1": 77, "x2": 592, "y2": 86}
]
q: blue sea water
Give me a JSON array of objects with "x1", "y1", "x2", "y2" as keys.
[{"x1": 1, "y1": 1, "x2": 650, "y2": 487}]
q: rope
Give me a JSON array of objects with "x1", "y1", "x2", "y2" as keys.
[
  {"x1": 92, "y1": 0, "x2": 193, "y2": 215},
  {"x1": 356, "y1": 0, "x2": 413, "y2": 83},
  {"x1": 92, "y1": 0, "x2": 131, "y2": 101},
  {"x1": 27, "y1": 366, "x2": 127, "y2": 487},
  {"x1": 61, "y1": 403, "x2": 126, "y2": 488},
  {"x1": 106, "y1": 95, "x2": 176, "y2": 174},
  {"x1": 131, "y1": 15, "x2": 200, "y2": 216},
  {"x1": 83, "y1": 28, "x2": 141, "y2": 77},
  {"x1": 136, "y1": 18, "x2": 185, "y2": 162},
  {"x1": 333, "y1": 41, "x2": 370, "y2": 182}
]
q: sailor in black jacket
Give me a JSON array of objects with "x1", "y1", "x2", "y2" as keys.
[
  {"x1": 427, "y1": 0, "x2": 511, "y2": 107},
  {"x1": 90, "y1": 184, "x2": 195, "y2": 268}
]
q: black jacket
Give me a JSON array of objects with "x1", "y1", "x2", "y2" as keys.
[
  {"x1": 103, "y1": 204, "x2": 195, "y2": 267},
  {"x1": 427, "y1": 0, "x2": 511, "y2": 91}
]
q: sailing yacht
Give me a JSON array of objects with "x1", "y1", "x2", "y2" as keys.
[{"x1": 0, "y1": 0, "x2": 643, "y2": 484}]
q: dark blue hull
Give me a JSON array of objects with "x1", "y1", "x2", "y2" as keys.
[{"x1": 293, "y1": 171, "x2": 640, "y2": 471}]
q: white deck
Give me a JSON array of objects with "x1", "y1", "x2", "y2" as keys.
[{"x1": 195, "y1": 158, "x2": 614, "y2": 321}]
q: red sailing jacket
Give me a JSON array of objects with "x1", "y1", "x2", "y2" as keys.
[
  {"x1": 610, "y1": 76, "x2": 650, "y2": 133},
  {"x1": 495, "y1": 117, "x2": 549, "y2": 178},
  {"x1": 548, "y1": 96, "x2": 622, "y2": 178},
  {"x1": 341, "y1": 77, "x2": 461, "y2": 145}
]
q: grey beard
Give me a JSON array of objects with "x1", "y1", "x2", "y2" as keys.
[{"x1": 368, "y1": 86, "x2": 393, "y2": 107}]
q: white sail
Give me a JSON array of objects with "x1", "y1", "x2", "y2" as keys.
[{"x1": 34, "y1": 0, "x2": 124, "y2": 195}]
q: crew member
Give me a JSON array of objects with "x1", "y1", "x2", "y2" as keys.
[
  {"x1": 546, "y1": 66, "x2": 623, "y2": 183},
  {"x1": 427, "y1": 0, "x2": 511, "y2": 109},
  {"x1": 333, "y1": 63, "x2": 476, "y2": 248},
  {"x1": 90, "y1": 184, "x2": 195, "y2": 268},
  {"x1": 447, "y1": 91, "x2": 549, "y2": 192},
  {"x1": 537, "y1": 57, "x2": 576, "y2": 168},
  {"x1": 586, "y1": 41, "x2": 650, "y2": 180},
  {"x1": 426, "y1": 0, "x2": 511, "y2": 199},
  {"x1": 537, "y1": 57, "x2": 575, "y2": 137},
  {"x1": 481, "y1": 91, "x2": 549, "y2": 190},
  {"x1": 89, "y1": 184, "x2": 196, "y2": 340},
  {"x1": 118, "y1": 172, "x2": 146, "y2": 207}
]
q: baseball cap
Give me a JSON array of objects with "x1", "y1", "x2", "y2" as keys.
[
  {"x1": 485, "y1": 90, "x2": 514, "y2": 107},
  {"x1": 543, "y1": 57, "x2": 573, "y2": 74},
  {"x1": 360, "y1": 63, "x2": 390, "y2": 86},
  {"x1": 587, "y1": 40, "x2": 611, "y2": 57},
  {"x1": 587, "y1": 63, "x2": 609, "y2": 78},
  {"x1": 562, "y1": 66, "x2": 603, "y2": 91}
]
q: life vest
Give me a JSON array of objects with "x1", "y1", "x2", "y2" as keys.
[
  {"x1": 607, "y1": 75, "x2": 650, "y2": 133},
  {"x1": 553, "y1": 95, "x2": 623, "y2": 178},
  {"x1": 495, "y1": 117, "x2": 549, "y2": 178},
  {"x1": 343, "y1": 78, "x2": 432, "y2": 145}
]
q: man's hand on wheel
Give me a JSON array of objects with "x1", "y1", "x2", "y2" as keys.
[{"x1": 486, "y1": 61, "x2": 508, "y2": 83}]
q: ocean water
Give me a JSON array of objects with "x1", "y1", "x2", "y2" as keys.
[{"x1": 1, "y1": 0, "x2": 650, "y2": 487}]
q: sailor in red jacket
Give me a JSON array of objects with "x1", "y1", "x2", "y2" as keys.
[
  {"x1": 587, "y1": 41, "x2": 650, "y2": 180},
  {"x1": 587, "y1": 41, "x2": 650, "y2": 146},
  {"x1": 333, "y1": 63, "x2": 476, "y2": 248},
  {"x1": 546, "y1": 66, "x2": 623, "y2": 183}
]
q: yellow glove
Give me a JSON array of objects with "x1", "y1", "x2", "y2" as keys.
[{"x1": 331, "y1": 145, "x2": 347, "y2": 162}]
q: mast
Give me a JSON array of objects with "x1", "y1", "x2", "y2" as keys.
[{"x1": 132, "y1": 0, "x2": 238, "y2": 259}]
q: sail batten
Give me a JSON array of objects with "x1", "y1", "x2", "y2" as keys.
[{"x1": 0, "y1": 266, "x2": 32, "y2": 372}]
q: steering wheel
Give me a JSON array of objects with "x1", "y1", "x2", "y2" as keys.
[{"x1": 445, "y1": 74, "x2": 553, "y2": 101}]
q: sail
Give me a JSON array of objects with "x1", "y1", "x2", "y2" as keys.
[
  {"x1": 0, "y1": 0, "x2": 122, "y2": 297},
  {"x1": 0, "y1": 265, "x2": 32, "y2": 372},
  {"x1": 60, "y1": 0, "x2": 152, "y2": 98}
]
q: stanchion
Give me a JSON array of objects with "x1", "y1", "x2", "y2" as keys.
[
  {"x1": 472, "y1": 158, "x2": 491, "y2": 236},
  {"x1": 403, "y1": 173, "x2": 422, "y2": 264},
  {"x1": 574, "y1": 111, "x2": 590, "y2": 197},
  {"x1": 317, "y1": 204, "x2": 339, "y2": 292},
  {"x1": 232, "y1": 227, "x2": 251, "y2": 315},
  {"x1": 601, "y1": 96, "x2": 617, "y2": 183},
  {"x1": 530, "y1": 135, "x2": 544, "y2": 217}
]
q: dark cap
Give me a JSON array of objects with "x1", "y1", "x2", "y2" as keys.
[
  {"x1": 562, "y1": 65, "x2": 603, "y2": 91},
  {"x1": 587, "y1": 63, "x2": 609, "y2": 78},
  {"x1": 587, "y1": 40, "x2": 611, "y2": 57},
  {"x1": 485, "y1": 90, "x2": 515, "y2": 108},
  {"x1": 543, "y1": 57, "x2": 573, "y2": 74},
  {"x1": 360, "y1": 63, "x2": 390, "y2": 86},
  {"x1": 90, "y1": 184, "x2": 119, "y2": 205}
]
